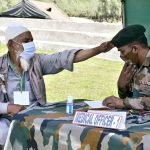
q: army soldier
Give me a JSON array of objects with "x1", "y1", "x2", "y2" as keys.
[{"x1": 103, "y1": 24, "x2": 150, "y2": 110}]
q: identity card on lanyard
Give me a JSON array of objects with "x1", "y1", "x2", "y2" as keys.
[
  {"x1": 13, "y1": 72, "x2": 29, "y2": 105},
  {"x1": 14, "y1": 91, "x2": 30, "y2": 105},
  {"x1": 10, "y1": 61, "x2": 30, "y2": 105}
]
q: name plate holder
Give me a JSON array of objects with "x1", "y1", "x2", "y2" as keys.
[{"x1": 73, "y1": 110, "x2": 127, "y2": 130}]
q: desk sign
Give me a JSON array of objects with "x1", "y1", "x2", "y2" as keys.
[{"x1": 73, "y1": 111, "x2": 127, "y2": 130}]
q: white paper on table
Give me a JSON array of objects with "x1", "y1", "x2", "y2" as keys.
[{"x1": 84, "y1": 100, "x2": 108, "y2": 108}]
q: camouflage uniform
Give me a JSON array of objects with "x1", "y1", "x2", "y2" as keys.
[{"x1": 119, "y1": 50, "x2": 150, "y2": 110}]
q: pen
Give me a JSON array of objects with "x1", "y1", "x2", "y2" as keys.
[
  {"x1": 26, "y1": 101, "x2": 38, "y2": 109},
  {"x1": 40, "y1": 102, "x2": 67, "y2": 107}
]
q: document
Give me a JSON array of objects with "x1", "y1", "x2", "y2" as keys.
[{"x1": 84, "y1": 100, "x2": 108, "y2": 108}]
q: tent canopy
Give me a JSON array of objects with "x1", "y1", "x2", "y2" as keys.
[{"x1": 0, "y1": 0, "x2": 50, "y2": 19}]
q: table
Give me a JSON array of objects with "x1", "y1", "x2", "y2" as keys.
[{"x1": 4, "y1": 99, "x2": 150, "y2": 150}]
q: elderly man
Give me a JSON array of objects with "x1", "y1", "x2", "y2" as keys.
[
  {"x1": 0, "y1": 23, "x2": 113, "y2": 148},
  {"x1": 103, "y1": 24, "x2": 150, "y2": 110}
]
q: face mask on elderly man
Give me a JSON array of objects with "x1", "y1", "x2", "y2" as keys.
[
  {"x1": 12, "y1": 40, "x2": 36, "y2": 71},
  {"x1": 13, "y1": 40, "x2": 36, "y2": 60}
]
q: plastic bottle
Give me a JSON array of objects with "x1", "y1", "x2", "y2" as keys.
[{"x1": 66, "y1": 96, "x2": 73, "y2": 115}]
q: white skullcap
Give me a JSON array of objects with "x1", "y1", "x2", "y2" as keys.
[{"x1": 5, "y1": 23, "x2": 29, "y2": 43}]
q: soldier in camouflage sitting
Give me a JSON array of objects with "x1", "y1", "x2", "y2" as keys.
[{"x1": 103, "y1": 24, "x2": 150, "y2": 110}]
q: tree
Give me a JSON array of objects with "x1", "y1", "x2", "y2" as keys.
[{"x1": 96, "y1": 0, "x2": 121, "y2": 22}]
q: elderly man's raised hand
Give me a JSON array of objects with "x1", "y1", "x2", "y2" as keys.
[{"x1": 99, "y1": 41, "x2": 114, "y2": 53}]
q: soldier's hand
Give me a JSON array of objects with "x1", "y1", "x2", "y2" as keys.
[
  {"x1": 118, "y1": 62, "x2": 136, "y2": 89},
  {"x1": 102, "y1": 96, "x2": 125, "y2": 109},
  {"x1": 7, "y1": 104, "x2": 25, "y2": 116},
  {"x1": 99, "y1": 41, "x2": 114, "y2": 53}
]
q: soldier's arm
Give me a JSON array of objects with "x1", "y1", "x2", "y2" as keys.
[
  {"x1": 123, "y1": 97, "x2": 150, "y2": 110},
  {"x1": 118, "y1": 86, "x2": 133, "y2": 99}
]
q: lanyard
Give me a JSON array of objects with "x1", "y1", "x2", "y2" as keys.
[
  {"x1": 10, "y1": 62, "x2": 25, "y2": 92},
  {"x1": 18, "y1": 74, "x2": 24, "y2": 92}
]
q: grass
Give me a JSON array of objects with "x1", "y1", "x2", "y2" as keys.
[
  {"x1": 0, "y1": 44, "x2": 123, "y2": 102},
  {"x1": 44, "y1": 58, "x2": 123, "y2": 102}
]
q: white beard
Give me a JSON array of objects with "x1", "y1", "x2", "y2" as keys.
[{"x1": 20, "y1": 57, "x2": 30, "y2": 71}]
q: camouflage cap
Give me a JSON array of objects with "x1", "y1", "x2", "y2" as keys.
[{"x1": 111, "y1": 24, "x2": 146, "y2": 48}]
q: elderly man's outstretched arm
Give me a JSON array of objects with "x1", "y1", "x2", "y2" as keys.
[{"x1": 74, "y1": 41, "x2": 114, "y2": 63}]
